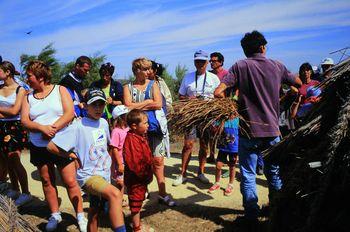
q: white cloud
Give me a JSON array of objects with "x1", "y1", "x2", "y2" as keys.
[{"x1": 1, "y1": 0, "x2": 349, "y2": 75}]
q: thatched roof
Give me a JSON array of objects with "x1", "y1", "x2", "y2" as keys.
[
  {"x1": 0, "y1": 195, "x2": 39, "y2": 232},
  {"x1": 264, "y1": 58, "x2": 350, "y2": 232}
]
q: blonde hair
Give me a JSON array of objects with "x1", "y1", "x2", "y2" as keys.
[
  {"x1": 26, "y1": 60, "x2": 52, "y2": 84},
  {"x1": 132, "y1": 58, "x2": 151, "y2": 75}
]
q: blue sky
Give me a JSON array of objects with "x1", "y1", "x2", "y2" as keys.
[{"x1": 1, "y1": 0, "x2": 350, "y2": 79}]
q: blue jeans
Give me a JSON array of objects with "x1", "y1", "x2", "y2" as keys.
[{"x1": 238, "y1": 136, "x2": 282, "y2": 219}]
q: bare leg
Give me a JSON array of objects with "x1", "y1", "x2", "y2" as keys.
[
  {"x1": 58, "y1": 162, "x2": 83, "y2": 214},
  {"x1": 0, "y1": 152, "x2": 8, "y2": 182},
  {"x1": 38, "y1": 163, "x2": 59, "y2": 213},
  {"x1": 87, "y1": 207, "x2": 99, "y2": 232},
  {"x1": 198, "y1": 137, "x2": 208, "y2": 174},
  {"x1": 180, "y1": 138, "x2": 195, "y2": 177},
  {"x1": 215, "y1": 161, "x2": 223, "y2": 183},
  {"x1": 8, "y1": 151, "x2": 29, "y2": 193},
  {"x1": 101, "y1": 185, "x2": 124, "y2": 229},
  {"x1": 153, "y1": 157, "x2": 166, "y2": 197}
]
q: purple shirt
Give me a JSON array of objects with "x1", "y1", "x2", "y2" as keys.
[
  {"x1": 222, "y1": 53, "x2": 297, "y2": 138},
  {"x1": 210, "y1": 68, "x2": 229, "y2": 81}
]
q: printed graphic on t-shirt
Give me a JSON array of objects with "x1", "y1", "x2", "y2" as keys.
[
  {"x1": 88, "y1": 144, "x2": 110, "y2": 174},
  {"x1": 92, "y1": 129, "x2": 106, "y2": 147}
]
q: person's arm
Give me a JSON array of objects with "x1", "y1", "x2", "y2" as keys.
[
  {"x1": 214, "y1": 83, "x2": 228, "y2": 98},
  {"x1": 52, "y1": 86, "x2": 74, "y2": 130},
  {"x1": 123, "y1": 84, "x2": 154, "y2": 110},
  {"x1": 290, "y1": 94, "x2": 302, "y2": 119},
  {"x1": 111, "y1": 147, "x2": 124, "y2": 173},
  {"x1": 0, "y1": 87, "x2": 26, "y2": 116},
  {"x1": 215, "y1": 66, "x2": 237, "y2": 98}
]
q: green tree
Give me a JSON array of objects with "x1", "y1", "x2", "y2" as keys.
[
  {"x1": 160, "y1": 65, "x2": 177, "y2": 100},
  {"x1": 174, "y1": 64, "x2": 188, "y2": 97},
  {"x1": 20, "y1": 43, "x2": 62, "y2": 83}
]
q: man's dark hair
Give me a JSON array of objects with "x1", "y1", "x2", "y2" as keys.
[
  {"x1": 240, "y1": 30, "x2": 267, "y2": 57},
  {"x1": 210, "y1": 52, "x2": 224, "y2": 64},
  {"x1": 75, "y1": 56, "x2": 92, "y2": 66}
]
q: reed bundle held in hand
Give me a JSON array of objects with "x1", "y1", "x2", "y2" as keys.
[{"x1": 167, "y1": 98, "x2": 240, "y2": 139}]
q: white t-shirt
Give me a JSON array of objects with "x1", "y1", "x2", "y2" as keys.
[
  {"x1": 51, "y1": 117, "x2": 111, "y2": 187},
  {"x1": 179, "y1": 71, "x2": 220, "y2": 98}
]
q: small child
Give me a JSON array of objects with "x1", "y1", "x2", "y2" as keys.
[
  {"x1": 110, "y1": 105, "x2": 129, "y2": 203},
  {"x1": 124, "y1": 109, "x2": 154, "y2": 232},
  {"x1": 47, "y1": 88, "x2": 126, "y2": 232},
  {"x1": 208, "y1": 117, "x2": 239, "y2": 196}
]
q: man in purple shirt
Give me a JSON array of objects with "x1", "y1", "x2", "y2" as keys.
[{"x1": 215, "y1": 31, "x2": 302, "y2": 222}]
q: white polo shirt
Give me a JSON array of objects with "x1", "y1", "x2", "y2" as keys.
[{"x1": 179, "y1": 71, "x2": 220, "y2": 98}]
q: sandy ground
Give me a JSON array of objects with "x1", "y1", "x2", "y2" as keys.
[{"x1": 16, "y1": 139, "x2": 269, "y2": 231}]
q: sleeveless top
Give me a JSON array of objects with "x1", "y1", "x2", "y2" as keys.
[
  {"x1": 28, "y1": 85, "x2": 63, "y2": 147},
  {"x1": 0, "y1": 87, "x2": 21, "y2": 121},
  {"x1": 128, "y1": 82, "x2": 153, "y2": 103}
]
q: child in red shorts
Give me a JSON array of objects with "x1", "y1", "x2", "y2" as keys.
[{"x1": 124, "y1": 109, "x2": 153, "y2": 232}]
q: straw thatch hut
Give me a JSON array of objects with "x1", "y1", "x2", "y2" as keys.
[{"x1": 264, "y1": 58, "x2": 350, "y2": 232}]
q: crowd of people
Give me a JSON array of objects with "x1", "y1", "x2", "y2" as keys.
[{"x1": 0, "y1": 30, "x2": 335, "y2": 232}]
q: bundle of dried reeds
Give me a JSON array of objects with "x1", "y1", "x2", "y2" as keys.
[
  {"x1": 0, "y1": 195, "x2": 39, "y2": 232},
  {"x1": 167, "y1": 98, "x2": 241, "y2": 139}
]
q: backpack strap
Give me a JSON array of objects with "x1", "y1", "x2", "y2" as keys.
[
  {"x1": 145, "y1": 80, "x2": 154, "y2": 100},
  {"x1": 15, "y1": 85, "x2": 22, "y2": 94}
]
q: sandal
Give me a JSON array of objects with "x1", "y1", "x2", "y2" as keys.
[
  {"x1": 224, "y1": 184, "x2": 234, "y2": 196},
  {"x1": 158, "y1": 195, "x2": 176, "y2": 207},
  {"x1": 133, "y1": 224, "x2": 155, "y2": 232}
]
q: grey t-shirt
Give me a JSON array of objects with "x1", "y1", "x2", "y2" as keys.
[
  {"x1": 51, "y1": 117, "x2": 111, "y2": 186},
  {"x1": 222, "y1": 53, "x2": 297, "y2": 138}
]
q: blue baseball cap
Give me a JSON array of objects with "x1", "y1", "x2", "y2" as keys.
[{"x1": 194, "y1": 50, "x2": 208, "y2": 61}]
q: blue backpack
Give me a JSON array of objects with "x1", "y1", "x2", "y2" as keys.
[{"x1": 144, "y1": 80, "x2": 162, "y2": 134}]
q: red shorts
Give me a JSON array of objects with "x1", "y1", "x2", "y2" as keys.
[{"x1": 127, "y1": 183, "x2": 147, "y2": 213}]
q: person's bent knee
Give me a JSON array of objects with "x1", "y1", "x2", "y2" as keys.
[
  {"x1": 183, "y1": 140, "x2": 195, "y2": 150},
  {"x1": 153, "y1": 157, "x2": 164, "y2": 167},
  {"x1": 102, "y1": 185, "x2": 122, "y2": 201}
]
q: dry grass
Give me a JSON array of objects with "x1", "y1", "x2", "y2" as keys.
[{"x1": 168, "y1": 98, "x2": 241, "y2": 140}]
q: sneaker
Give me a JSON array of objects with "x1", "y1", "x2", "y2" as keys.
[
  {"x1": 6, "y1": 189, "x2": 20, "y2": 200},
  {"x1": 224, "y1": 184, "x2": 234, "y2": 196},
  {"x1": 46, "y1": 215, "x2": 62, "y2": 232},
  {"x1": 197, "y1": 174, "x2": 210, "y2": 184},
  {"x1": 172, "y1": 175, "x2": 187, "y2": 186},
  {"x1": 158, "y1": 195, "x2": 176, "y2": 207},
  {"x1": 15, "y1": 193, "x2": 32, "y2": 206},
  {"x1": 77, "y1": 217, "x2": 88, "y2": 232},
  {"x1": 208, "y1": 183, "x2": 220, "y2": 194},
  {"x1": 256, "y1": 165, "x2": 264, "y2": 176}
]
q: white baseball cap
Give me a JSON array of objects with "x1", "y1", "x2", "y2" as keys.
[
  {"x1": 321, "y1": 57, "x2": 334, "y2": 65},
  {"x1": 112, "y1": 105, "x2": 129, "y2": 119}
]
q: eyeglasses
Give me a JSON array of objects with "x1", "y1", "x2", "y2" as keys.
[{"x1": 209, "y1": 60, "x2": 220, "y2": 63}]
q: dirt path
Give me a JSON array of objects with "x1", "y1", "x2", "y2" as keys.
[{"x1": 17, "y1": 139, "x2": 269, "y2": 231}]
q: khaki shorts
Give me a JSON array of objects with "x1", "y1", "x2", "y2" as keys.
[
  {"x1": 148, "y1": 133, "x2": 167, "y2": 157},
  {"x1": 83, "y1": 175, "x2": 109, "y2": 197}
]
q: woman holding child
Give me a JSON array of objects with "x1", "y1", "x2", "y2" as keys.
[
  {"x1": 21, "y1": 60, "x2": 87, "y2": 232},
  {"x1": 123, "y1": 58, "x2": 175, "y2": 207}
]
